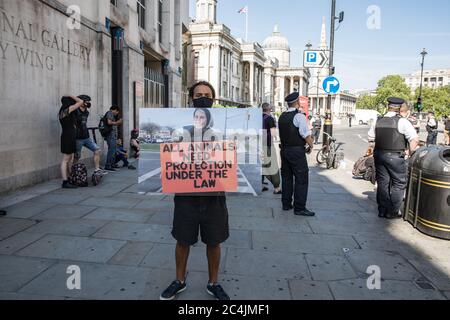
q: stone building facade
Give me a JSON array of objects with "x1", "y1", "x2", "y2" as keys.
[
  {"x1": 0, "y1": 0, "x2": 189, "y2": 194},
  {"x1": 189, "y1": 0, "x2": 310, "y2": 110}
]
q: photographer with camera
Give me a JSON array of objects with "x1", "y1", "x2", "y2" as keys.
[
  {"x1": 74, "y1": 95, "x2": 105, "y2": 175},
  {"x1": 104, "y1": 106, "x2": 123, "y2": 172},
  {"x1": 59, "y1": 95, "x2": 84, "y2": 189}
]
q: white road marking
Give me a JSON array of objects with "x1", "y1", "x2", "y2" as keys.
[
  {"x1": 357, "y1": 134, "x2": 369, "y2": 143},
  {"x1": 237, "y1": 166, "x2": 258, "y2": 197},
  {"x1": 138, "y1": 167, "x2": 161, "y2": 184}
]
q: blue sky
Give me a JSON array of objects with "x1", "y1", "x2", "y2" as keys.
[{"x1": 189, "y1": 0, "x2": 450, "y2": 91}]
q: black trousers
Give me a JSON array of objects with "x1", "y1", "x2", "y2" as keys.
[
  {"x1": 427, "y1": 131, "x2": 438, "y2": 146},
  {"x1": 281, "y1": 146, "x2": 309, "y2": 211},
  {"x1": 374, "y1": 150, "x2": 407, "y2": 216}
]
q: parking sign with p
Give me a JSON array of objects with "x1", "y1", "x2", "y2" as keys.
[
  {"x1": 307, "y1": 52, "x2": 317, "y2": 63},
  {"x1": 303, "y1": 50, "x2": 329, "y2": 68}
]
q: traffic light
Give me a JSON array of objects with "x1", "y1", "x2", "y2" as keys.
[
  {"x1": 416, "y1": 98, "x2": 423, "y2": 112},
  {"x1": 331, "y1": 67, "x2": 336, "y2": 75}
]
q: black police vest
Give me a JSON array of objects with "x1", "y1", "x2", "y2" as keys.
[
  {"x1": 279, "y1": 111, "x2": 306, "y2": 147},
  {"x1": 375, "y1": 116, "x2": 407, "y2": 152}
]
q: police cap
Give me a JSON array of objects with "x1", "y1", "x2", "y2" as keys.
[
  {"x1": 285, "y1": 92, "x2": 299, "y2": 104},
  {"x1": 387, "y1": 97, "x2": 405, "y2": 108}
]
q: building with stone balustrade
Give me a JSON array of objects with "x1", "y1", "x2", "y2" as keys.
[
  {"x1": 0, "y1": 0, "x2": 190, "y2": 194},
  {"x1": 188, "y1": 0, "x2": 311, "y2": 111}
]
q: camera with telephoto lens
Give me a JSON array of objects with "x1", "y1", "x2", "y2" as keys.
[{"x1": 78, "y1": 95, "x2": 92, "y2": 108}]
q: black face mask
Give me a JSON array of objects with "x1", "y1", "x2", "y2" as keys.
[{"x1": 193, "y1": 97, "x2": 214, "y2": 109}]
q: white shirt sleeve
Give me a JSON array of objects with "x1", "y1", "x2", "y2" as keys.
[
  {"x1": 399, "y1": 118, "x2": 419, "y2": 142},
  {"x1": 428, "y1": 119, "x2": 437, "y2": 127},
  {"x1": 293, "y1": 113, "x2": 312, "y2": 139},
  {"x1": 368, "y1": 121, "x2": 376, "y2": 141}
]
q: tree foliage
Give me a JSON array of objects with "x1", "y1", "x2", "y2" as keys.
[
  {"x1": 141, "y1": 122, "x2": 161, "y2": 135},
  {"x1": 356, "y1": 75, "x2": 411, "y2": 114},
  {"x1": 356, "y1": 94, "x2": 378, "y2": 111},
  {"x1": 375, "y1": 75, "x2": 412, "y2": 108},
  {"x1": 414, "y1": 86, "x2": 450, "y2": 118},
  {"x1": 356, "y1": 75, "x2": 450, "y2": 117}
]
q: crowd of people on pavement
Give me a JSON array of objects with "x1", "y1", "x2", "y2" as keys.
[{"x1": 58, "y1": 96, "x2": 140, "y2": 189}]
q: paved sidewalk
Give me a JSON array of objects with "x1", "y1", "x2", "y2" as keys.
[{"x1": 0, "y1": 152, "x2": 449, "y2": 300}]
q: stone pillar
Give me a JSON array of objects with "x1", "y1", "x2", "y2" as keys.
[
  {"x1": 290, "y1": 76, "x2": 295, "y2": 93},
  {"x1": 249, "y1": 61, "x2": 255, "y2": 106},
  {"x1": 228, "y1": 50, "x2": 232, "y2": 100},
  {"x1": 279, "y1": 76, "x2": 285, "y2": 109},
  {"x1": 299, "y1": 77, "x2": 304, "y2": 96}
]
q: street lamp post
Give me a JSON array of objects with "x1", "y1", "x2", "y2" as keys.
[
  {"x1": 324, "y1": 0, "x2": 337, "y2": 146},
  {"x1": 417, "y1": 48, "x2": 428, "y2": 112},
  {"x1": 323, "y1": 0, "x2": 344, "y2": 146}
]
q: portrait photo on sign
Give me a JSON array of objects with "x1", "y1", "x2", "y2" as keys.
[{"x1": 138, "y1": 108, "x2": 263, "y2": 196}]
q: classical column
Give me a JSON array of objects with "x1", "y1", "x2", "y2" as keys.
[
  {"x1": 299, "y1": 77, "x2": 304, "y2": 96},
  {"x1": 249, "y1": 61, "x2": 255, "y2": 106},
  {"x1": 279, "y1": 76, "x2": 285, "y2": 109},
  {"x1": 229, "y1": 51, "x2": 232, "y2": 100}
]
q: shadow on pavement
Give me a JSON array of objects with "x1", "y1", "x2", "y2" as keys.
[{"x1": 0, "y1": 155, "x2": 448, "y2": 300}]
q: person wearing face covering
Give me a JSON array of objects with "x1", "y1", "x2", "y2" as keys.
[
  {"x1": 160, "y1": 81, "x2": 231, "y2": 301},
  {"x1": 59, "y1": 95, "x2": 84, "y2": 188}
]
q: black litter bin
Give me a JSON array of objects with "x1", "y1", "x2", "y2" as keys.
[{"x1": 404, "y1": 146, "x2": 450, "y2": 240}]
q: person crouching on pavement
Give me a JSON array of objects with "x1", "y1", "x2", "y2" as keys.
[
  {"x1": 115, "y1": 139, "x2": 136, "y2": 170},
  {"x1": 130, "y1": 129, "x2": 141, "y2": 159},
  {"x1": 159, "y1": 81, "x2": 231, "y2": 301}
]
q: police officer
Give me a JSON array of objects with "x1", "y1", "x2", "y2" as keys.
[
  {"x1": 279, "y1": 92, "x2": 315, "y2": 217},
  {"x1": 368, "y1": 97, "x2": 420, "y2": 219}
]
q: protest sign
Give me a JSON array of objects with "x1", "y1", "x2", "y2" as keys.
[{"x1": 160, "y1": 141, "x2": 238, "y2": 194}]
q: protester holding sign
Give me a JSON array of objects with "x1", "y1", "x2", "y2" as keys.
[{"x1": 160, "y1": 81, "x2": 231, "y2": 301}]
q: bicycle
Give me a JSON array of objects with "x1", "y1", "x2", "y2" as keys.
[{"x1": 316, "y1": 132, "x2": 344, "y2": 169}]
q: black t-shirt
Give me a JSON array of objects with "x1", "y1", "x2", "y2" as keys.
[
  {"x1": 59, "y1": 106, "x2": 77, "y2": 137},
  {"x1": 263, "y1": 114, "x2": 276, "y2": 147},
  {"x1": 75, "y1": 108, "x2": 90, "y2": 139}
]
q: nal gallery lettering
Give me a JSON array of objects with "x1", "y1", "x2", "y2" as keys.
[{"x1": 0, "y1": 7, "x2": 91, "y2": 71}]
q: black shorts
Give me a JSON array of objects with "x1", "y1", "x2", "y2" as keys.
[
  {"x1": 172, "y1": 195, "x2": 229, "y2": 246},
  {"x1": 61, "y1": 133, "x2": 76, "y2": 155}
]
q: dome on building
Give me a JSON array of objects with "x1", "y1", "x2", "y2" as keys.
[
  {"x1": 263, "y1": 25, "x2": 290, "y2": 51},
  {"x1": 262, "y1": 24, "x2": 291, "y2": 67}
]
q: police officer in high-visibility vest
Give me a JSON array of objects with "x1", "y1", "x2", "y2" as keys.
[
  {"x1": 279, "y1": 92, "x2": 315, "y2": 217},
  {"x1": 368, "y1": 97, "x2": 420, "y2": 219}
]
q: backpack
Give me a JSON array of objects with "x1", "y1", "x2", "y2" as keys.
[
  {"x1": 99, "y1": 113, "x2": 112, "y2": 138},
  {"x1": 68, "y1": 163, "x2": 89, "y2": 187},
  {"x1": 91, "y1": 171, "x2": 103, "y2": 186},
  {"x1": 353, "y1": 156, "x2": 376, "y2": 185}
]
